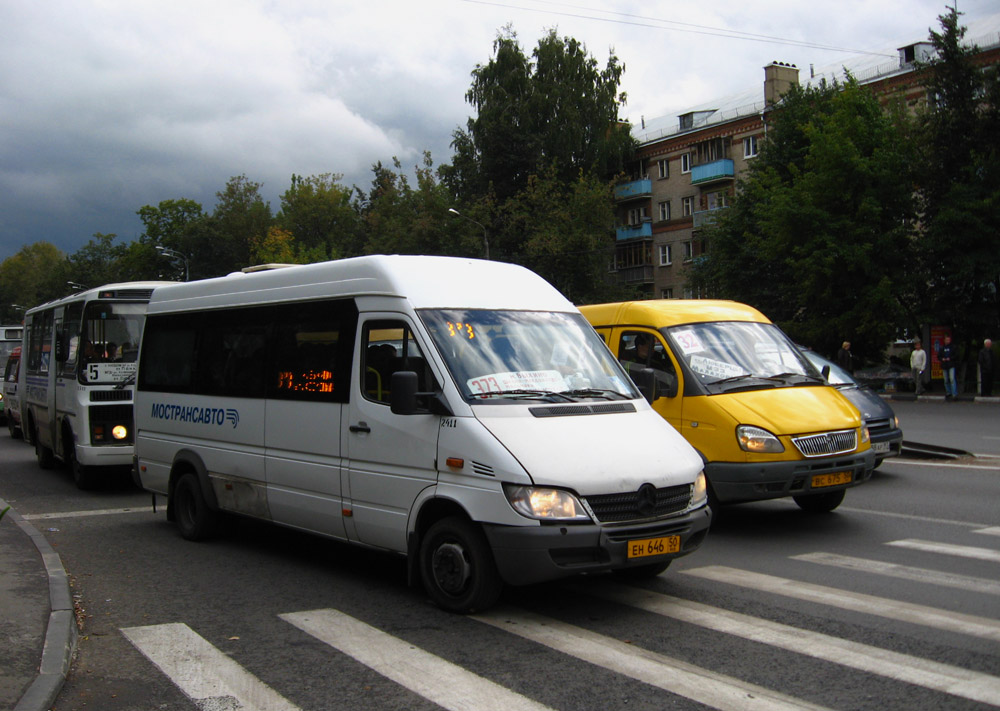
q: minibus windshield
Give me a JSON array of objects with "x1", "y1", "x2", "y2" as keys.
[
  {"x1": 664, "y1": 320, "x2": 822, "y2": 394},
  {"x1": 421, "y1": 310, "x2": 639, "y2": 402},
  {"x1": 70, "y1": 302, "x2": 148, "y2": 384}
]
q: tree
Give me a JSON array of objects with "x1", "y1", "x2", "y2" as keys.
[
  {"x1": 66, "y1": 233, "x2": 129, "y2": 288},
  {"x1": 444, "y1": 27, "x2": 634, "y2": 204},
  {"x1": 135, "y1": 198, "x2": 208, "y2": 281},
  {"x1": 691, "y1": 79, "x2": 917, "y2": 363},
  {"x1": 276, "y1": 173, "x2": 361, "y2": 260},
  {"x1": 915, "y1": 8, "x2": 1000, "y2": 347},
  {"x1": 207, "y1": 175, "x2": 272, "y2": 276},
  {"x1": 0, "y1": 242, "x2": 68, "y2": 318}
]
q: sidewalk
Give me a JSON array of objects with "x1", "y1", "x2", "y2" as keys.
[{"x1": 0, "y1": 498, "x2": 76, "y2": 711}]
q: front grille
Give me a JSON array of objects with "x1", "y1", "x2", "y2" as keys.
[
  {"x1": 91, "y1": 390, "x2": 133, "y2": 402},
  {"x1": 792, "y1": 429, "x2": 857, "y2": 458},
  {"x1": 585, "y1": 484, "x2": 691, "y2": 523},
  {"x1": 865, "y1": 417, "x2": 892, "y2": 435}
]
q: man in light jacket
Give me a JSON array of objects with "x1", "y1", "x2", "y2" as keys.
[{"x1": 910, "y1": 340, "x2": 927, "y2": 395}]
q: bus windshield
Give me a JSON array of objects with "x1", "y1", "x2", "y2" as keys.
[
  {"x1": 71, "y1": 302, "x2": 148, "y2": 384},
  {"x1": 665, "y1": 320, "x2": 821, "y2": 394},
  {"x1": 420, "y1": 309, "x2": 639, "y2": 402}
]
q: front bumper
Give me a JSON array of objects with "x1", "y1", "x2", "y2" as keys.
[
  {"x1": 870, "y1": 429, "x2": 904, "y2": 461},
  {"x1": 483, "y1": 505, "x2": 712, "y2": 586},
  {"x1": 707, "y1": 449, "x2": 875, "y2": 504}
]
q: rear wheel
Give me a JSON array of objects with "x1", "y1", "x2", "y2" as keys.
[
  {"x1": 173, "y1": 473, "x2": 217, "y2": 541},
  {"x1": 419, "y1": 517, "x2": 502, "y2": 613},
  {"x1": 33, "y1": 421, "x2": 54, "y2": 469},
  {"x1": 793, "y1": 489, "x2": 845, "y2": 513}
]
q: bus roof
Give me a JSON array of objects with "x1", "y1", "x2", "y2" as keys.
[
  {"x1": 23, "y1": 281, "x2": 177, "y2": 316},
  {"x1": 579, "y1": 299, "x2": 772, "y2": 329},
  {"x1": 146, "y1": 255, "x2": 576, "y2": 314}
]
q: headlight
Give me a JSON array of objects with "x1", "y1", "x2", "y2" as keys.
[
  {"x1": 861, "y1": 425, "x2": 870, "y2": 444},
  {"x1": 691, "y1": 471, "x2": 708, "y2": 508},
  {"x1": 736, "y1": 425, "x2": 784, "y2": 453},
  {"x1": 503, "y1": 485, "x2": 591, "y2": 521},
  {"x1": 112, "y1": 425, "x2": 128, "y2": 440}
]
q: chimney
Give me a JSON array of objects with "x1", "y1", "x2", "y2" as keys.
[{"x1": 764, "y1": 61, "x2": 799, "y2": 106}]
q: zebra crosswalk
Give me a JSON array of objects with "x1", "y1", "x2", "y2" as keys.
[{"x1": 121, "y1": 533, "x2": 1000, "y2": 711}]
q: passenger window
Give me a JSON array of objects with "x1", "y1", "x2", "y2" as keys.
[
  {"x1": 269, "y1": 300, "x2": 357, "y2": 404},
  {"x1": 138, "y1": 314, "x2": 197, "y2": 392},
  {"x1": 618, "y1": 331, "x2": 678, "y2": 398},
  {"x1": 362, "y1": 320, "x2": 436, "y2": 405}
]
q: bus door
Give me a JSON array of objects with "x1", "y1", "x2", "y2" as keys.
[{"x1": 344, "y1": 316, "x2": 441, "y2": 552}]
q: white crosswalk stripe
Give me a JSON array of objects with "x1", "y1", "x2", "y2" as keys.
[
  {"x1": 121, "y1": 622, "x2": 301, "y2": 711},
  {"x1": 280, "y1": 608, "x2": 556, "y2": 711},
  {"x1": 680, "y1": 565, "x2": 1000, "y2": 641},
  {"x1": 791, "y1": 551, "x2": 1000, "y2": 594},
  {"x1": 576, "y1": 580, "x2": 1000, "y2": 706},
  {"x1": 976, "y1": 526, "x2": 1000, "y2": 537},
  {"x1": 887, "y1": 538, "x2": 1000, "y2": 562}
]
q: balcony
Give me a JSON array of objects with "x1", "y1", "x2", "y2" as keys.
[
  {"x1": 693, "y1": 206, "x2": 730, "y2": 229},
  {"x1": 616, "y1": 222, "x2": 653, "y2": 241},
  {"x1": 614, "y1": 178, "x2": 652, "y2": 202},
  {"x1": 613, "y1": 265, "x2": 655, "y2": 285},
  {"x1": 690, "y1": 159, "x2": 735, "y2": 186}
]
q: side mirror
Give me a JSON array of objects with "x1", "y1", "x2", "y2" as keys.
[
  {"x1": 390, "y1": 371, "x2": 418, "y2": 415},
  {"x1": 821, "y1": 365, "x2": 830, "y2": 382},
  {"x1": 630, "y1": 366, "x2": 656, "y2": 404}
]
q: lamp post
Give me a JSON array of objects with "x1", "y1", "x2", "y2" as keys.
[
  {"x1": 156, "y1": 246, "x2": 190, "y2": 282},
  {"x1": 448, "y1": 208, "x2": 490, "y2": 260}
]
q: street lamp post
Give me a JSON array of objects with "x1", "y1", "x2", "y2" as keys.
[
  {"x1": 156, "y1": 246, "x2": 190, "y2": 282},
  {"x1": 447, "y1": 208, "x2": 490, "y2": 260}
]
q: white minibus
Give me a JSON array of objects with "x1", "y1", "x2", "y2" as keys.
[
  {"x1": 133, "y1": 256, "x2": 711, "y2": 612},
  {"x1": 20, "y1": 282, "x2": 174, "y2": 487},
  {"x1": 1, "y1": 324, "x2": 22, "y2": 427}
]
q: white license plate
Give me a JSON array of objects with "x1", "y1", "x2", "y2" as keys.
[{"x1": 872, "y1": 441, "x2": 890, "y2": 453}]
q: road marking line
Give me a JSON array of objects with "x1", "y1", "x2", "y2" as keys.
[
  {"x1": 580, "y1": 581, "x2": 1000, "y2": 707},
  {"x1": 887, "y1": 459, "x2": 1000, "y2": 471},
  {"x1": 473, "y1": 608, "x2": 832, "y2": 711},
  {"x1": 121, "y1": 622, "x2": 300, "y2": 711},
  {"x1": 23, "y1": 506, "x2": 155, "y2": 520},
  {"x1": 792, "y1": 552, "x2": 1000, "y2": 595},
  {"x1": 976, "y1": 526, "x2": 1000, "y2": 537},
  {"x1": 281, "y1": 609, "x2": 555, "y2": 711},
  {"x1": 839, "y1": 507, "x2": 993, "y2": 529},
  {"x1": 887, "y1": 538, "x2": 1000, "y2": 563},
  {"x1": 681, "y1": 565, "x2": 1000, "y2": 641}
]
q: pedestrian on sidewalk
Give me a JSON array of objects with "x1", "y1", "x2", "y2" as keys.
[
  {"x1": 979, "y1": 338, "x2": 996, "y2": 397},
  {"x1": 910, "y1": 340, "x2": 927, "y2": 395},
  {"x1": 836, "y1": 341, "x2": 854, "y2": 374},
  {"x1": 940, "y1": 335, "x2": 958, "y2": 398}
]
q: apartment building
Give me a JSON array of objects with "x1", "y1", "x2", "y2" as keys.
[{"x1": 611, "y1": 15, "x2": 1000, "y2": 300}]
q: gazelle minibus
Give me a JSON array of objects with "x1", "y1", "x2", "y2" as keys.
[
  {"x1": 20, "y1": 282, "x2": 174, "y2": 487},
  {"x1": 580, "y1": 300, "x2": 875, "y2": 513},
  {"x1": 133, "y1": 256, "x2": 711, "y2": 612}
]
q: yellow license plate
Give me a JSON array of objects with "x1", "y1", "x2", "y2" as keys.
[
  {"x1": 627, "y1": 535, "x2": 681, "y2": 559},
  {"x1": 812, "y1": 471, "x2": 852, "y2": 488}
]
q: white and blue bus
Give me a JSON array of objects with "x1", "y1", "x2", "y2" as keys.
[
  {"x1": 0, "y1": 324, "x2": 23, "y2": 426},
  {"x1": 20, "y1": 282, "x2": 173, "y2": 488}
]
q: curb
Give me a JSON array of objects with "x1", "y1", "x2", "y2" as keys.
[{"x1": 0, "y1": 498, "x2": 77, "y2": 711}]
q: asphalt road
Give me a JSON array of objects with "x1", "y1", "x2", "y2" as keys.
[{"x1": 1, "y1": 398, "x2": 998, "y2": 711}]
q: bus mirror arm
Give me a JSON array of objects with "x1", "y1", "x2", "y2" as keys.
[{"x1": 390, "y1": 371, "x2": 453, "y2": 417}]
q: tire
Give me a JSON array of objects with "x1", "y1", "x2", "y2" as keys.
[
  {"x1": 66, "y1": 440, "x2": 97, "y2": 490},
  {"x1": 793, "y1": 489, "x2": 846, "y2": 513},
  {"x1": 612, "y1": 560, "x2": 671, "y2": 580},
  {"x1": 419, "y1": 516, "x2": 502, "y2": 613},
  {"x1": 34, "y1": 422, "x2": 54, "y2": 470},
  {"x1": 173, "y1": 472, "x2": 217, "y2": 541}
]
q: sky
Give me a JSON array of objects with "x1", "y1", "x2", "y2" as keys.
[{"x1": 2, "y1": 0, "x2": 998, "y2": 262}]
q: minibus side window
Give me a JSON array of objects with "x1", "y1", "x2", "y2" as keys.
[
  {"x1": 27, "y1": 310, "x2": 54, "y2": 375},
  {"x1": 618, "y1": 331, "x2": 678, "y2": 398},
  {"x1": 269, "y1": 300, "x2": 356, "y2": 404},
  {"x1": 362, "y1": 320, "x2": 436, "y2": 405},
  {"x1": 138, "y1": 314, "x2": 198, "y2": 392},
  {"x1": 197, "y1": 312, "x2": 268, "y2": 398}
]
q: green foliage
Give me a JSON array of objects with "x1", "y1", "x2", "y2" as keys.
[
  {"x1": 915, "y1": 7, "x2": 1000, "y2": 343},
  {"x1": 276, "y1": 173, "x2": 361, "y2": 260},
  {"x1": 0, "y1": 242, "x2": 68, "y2": 320},
  {"x1": 692, "y1": 79, "x2": 916, "y2": 363}
]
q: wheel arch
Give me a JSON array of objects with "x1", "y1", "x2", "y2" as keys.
[
  {"x1": 166, "y1": 449, "x2": 219, "y2": 522},
  {"x1": 406, "y1": 495, "x2": 473, "y2": 587}
]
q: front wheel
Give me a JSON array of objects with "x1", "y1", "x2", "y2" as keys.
[
  {"x1": 67, "y1": 441, "x2": 97, "y2": 490},
  {"x1": 793, "y1": 489, "x2": 845, "y2": 513},
  {"x1": 419, "y1": 517, "x2": 502, "y2": 613},
  {"x1": 173, "y1": 473, "x2": 217, "y2": 541}
]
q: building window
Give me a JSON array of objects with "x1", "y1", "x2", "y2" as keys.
[
  {"x1": 743, "y1": 135, "x2": 759, "y2": 158},
  {"x1": 626, "y1": 206, "x2": 648, "y2": 225},
  {"x1": 658, "y1": 201, "x2": 671, "y2": 222},
  {"x1": 657, "y1": 159, "x2": 669, "y2": 179},
  {"x1": 683, "y1": 241, "x2": 693, "y2": 261},
  {"x1": 658, "y1": 244, "x2": 672, "y2": 266},
  {"x1": 682, "y1": 196, "x2": 694, "y2": 217},
  {"x1": 706, "y1": 191, "x2": 728, "y2": 210},
  {"x1": 661, "y1": 288, "x2": 673, "y2": 299},
  {"x1": 681, "y1": 153, "x2": 692, "y2": 174}
]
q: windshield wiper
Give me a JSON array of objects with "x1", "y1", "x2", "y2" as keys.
[
  {"x1": 558, "y1": 388, "x2": 629, "y2": 401},
  {"x1": 475, "y1": 389, "x2": 575, "y2": 402},
  {"x1": 114, "y1": 372, "x2": 136, "y2": 390}
]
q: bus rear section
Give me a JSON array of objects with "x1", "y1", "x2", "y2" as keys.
[{"x1": 20, "y1": 282, "x2": 173, "y2": 488}]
